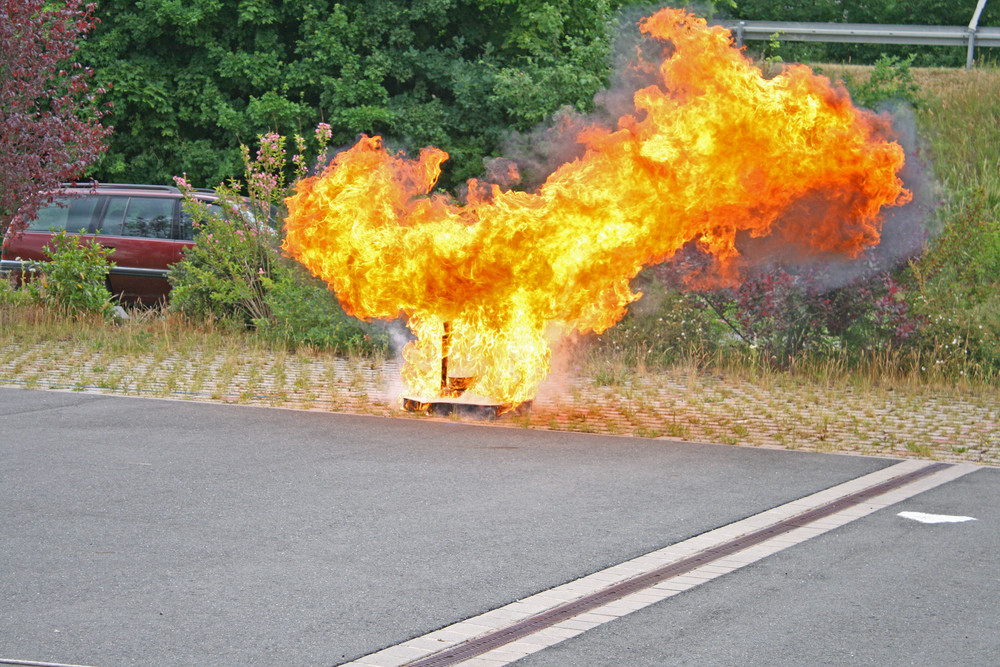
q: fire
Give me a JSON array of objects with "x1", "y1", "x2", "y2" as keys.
[{"x1": 283, "y1": 7, "x2": 910, "y2": 409}]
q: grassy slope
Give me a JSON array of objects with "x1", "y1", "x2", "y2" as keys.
[{"x1": 829, "y1": 64, "x2": 1000, "y2": 213}]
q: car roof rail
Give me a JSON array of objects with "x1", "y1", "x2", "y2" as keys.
[{"x1": 92, "y1": 183, "x2": 181, "y2": 193}]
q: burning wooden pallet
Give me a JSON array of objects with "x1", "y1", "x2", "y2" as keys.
[{"x1": 401, "y1": 322, "x2": 531, "y2": 419}]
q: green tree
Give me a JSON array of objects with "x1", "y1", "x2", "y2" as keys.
[{"x1": 82, "y1": 0, "x2": 657, "y2": 191}]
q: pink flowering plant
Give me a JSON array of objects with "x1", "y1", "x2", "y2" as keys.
[
  {"x1": 167, "y1": 130, "x2": 299, "y2": 324},
  {"x1": 168, "y1": 161, "x2": 285, "y2": 324},
  {"x1": 166, "y1": 125, "x2": 388, "y2": 352},
  {"x1": 690, "y1": 267, "x2": 924, "y2": 367}
]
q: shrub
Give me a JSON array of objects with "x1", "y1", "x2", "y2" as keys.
[
  {"x1": 848, "y1": 54, "x2": 923, "y2": 109},
  {"x1": 168, "y1": 193, "x2": 280, "y2": 324},
  {"x1": 707, "y1": 270, "x2": 833, "y2": 361},
  {"x1": 169, "y1": 131, "x2": 293, "y2": 324},
  {"x1": 25, "y1": 230, "x2": 115, "y2": 317},
  {"x1": 169, "y1": 126, "x2": 386, "y2": 353},
  {"x1": 587, "y1": 270, "x2": 724, "y2": 367},
  {"x1": 254, "y1": 267, "x2": 389, "y2": 354},
  {"x1": 703, "y1": 268, "x2": 923, "y2": 365},
  {"x1": 642, "y1": 249, "x2": 926, "y2": 369}
]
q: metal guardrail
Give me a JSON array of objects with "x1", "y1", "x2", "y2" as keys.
[
  {"x1": 718, "y1": 21, "x2": 1000, "y2": 47},
  {"x1": 716, "y1": 1, "x2": 997, "y2": 69}
]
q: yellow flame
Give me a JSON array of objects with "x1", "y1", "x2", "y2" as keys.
[{"x1": 283, "y1": 8, "x2": 910, "y2": 407}]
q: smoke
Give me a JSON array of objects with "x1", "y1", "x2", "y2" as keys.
[
  {"x1": 653, "y1": 102, "x2": 940, "y2": 294},
  {"x1": 475, "y1": 7, "x2": 939, "y2": 296},
  {"x1": 798, "y1": 103, "x2": 939, "y2": 290},
  {"x1": 477, "y1": 4, "x2": 710, "y2": 193},
  {"x1": 865, "y1": 103, "x2": 942, "y2": 268},
  {"x1": 533, "y1": 329, "x2": 579, "y2": 405},
  {"x1": 477, "y1": 110, "x2": 590, "y2": 193},
  {"x1": 382, "y1": 319, "x2": 415, "y2": 403}
]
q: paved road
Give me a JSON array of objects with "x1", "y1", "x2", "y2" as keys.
[{"x1": 1, "y1": 388, "x2": 996, "y2": 666}]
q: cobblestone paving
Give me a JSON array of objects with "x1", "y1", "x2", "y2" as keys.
[{"x1": 2, "y1": 341, "x2": 996, "y2": 466}]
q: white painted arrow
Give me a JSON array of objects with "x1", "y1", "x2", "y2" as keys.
[{"x1": 898, "y1": 511, "x2": 977, "y2": 524}]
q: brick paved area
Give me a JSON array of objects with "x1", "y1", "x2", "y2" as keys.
[{"x1": 2, "y1": 341, "x2": 996, "y2": 466}]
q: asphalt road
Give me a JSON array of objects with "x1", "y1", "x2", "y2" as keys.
[{"x1": 1, "y1": 388, "x2": 996, "y2": 666}]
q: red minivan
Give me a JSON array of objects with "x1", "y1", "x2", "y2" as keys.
[{"x1": 1, "y1": 183, "x2": 221, "y2": 303}]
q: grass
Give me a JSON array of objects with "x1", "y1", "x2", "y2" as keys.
[
  {"x1": 4, "y1": 298, "x2": 994, "y2": 464},
  {"x1": 824, "y1": 63, "x2": 1000, "y2": 216}
]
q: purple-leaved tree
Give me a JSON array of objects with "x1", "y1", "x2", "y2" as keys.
[{"x1": 1, "y1": 0, "x2": 111, "y2": 244}]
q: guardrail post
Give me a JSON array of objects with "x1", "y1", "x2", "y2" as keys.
[
  {"x1": 735, "y1": 21, "x2": 745, "y2": 48},
  {"x1": 966, "y1": 29, "x2": 977, "y2": 69}
]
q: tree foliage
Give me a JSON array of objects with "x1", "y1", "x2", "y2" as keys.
[
  {"x1": 0, "y1": 0, "x2": 111, "y2": 239},
  {"x1": 76, "y1": 0, "x2": 988, "y2": 191},
  {"x1": 81, "y1": 0, "x2": 639, "y2": 190}
]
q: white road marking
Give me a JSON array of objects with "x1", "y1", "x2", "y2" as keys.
[
  {"x1": 0, "y1": 659, "x2": 103, "y2": 667},
  {"x1": 898, "y1": 511, "x2": 977, "y2": 523},
  {"x1": 343, "y1": 460, "x2": 979, "y2": 667}
]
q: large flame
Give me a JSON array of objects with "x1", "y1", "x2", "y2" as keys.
[{"x1": 283, "y1": 7, "x2": 910, "y2": 408}]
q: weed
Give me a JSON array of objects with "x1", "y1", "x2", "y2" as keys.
[
  {"x1": 662, "y1": 422, "x2": 691, "y2": 439},
  {"x1": 635, "y1": 425, "x2": 664, "y2": 439},
  {"x1": 906, "y1": 441, "x2": 934, "y2": 457},
  {"x1": 21, "y1": 231, "x2": 115, "y2": 317},
  {"x1": 849, "y1": 54, "x2": 923, "y2": 109}
]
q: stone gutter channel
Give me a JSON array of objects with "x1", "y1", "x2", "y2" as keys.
[{"x1": 1, "y1": 342, "x2": 996, "y2": 466}]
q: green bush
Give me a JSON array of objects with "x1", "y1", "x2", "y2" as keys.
[
  {"x1": 848, "y1": 54, "x2": 923, "y2": 109},
  {"x1": 30, "y1": 231, "x2": 115, "y2": 317},
  {"x1": 587, "y1": 272, "x2": 724, "y2": 367},
  {"x1": 168, "y1": 198, "x2": 279, "y2": 324},
  {"x1": 254, "y1": 268, "x2": 389, "y2": 354},
  {"x1": 169, "y1": 128, "x2": 388, "y2": 354},
  {"x1": 169, "y1": 197, "x2": 390, "y2": 354},
  {"x1": 168, "y1": 132, "x2": 292, "y2": 324}
]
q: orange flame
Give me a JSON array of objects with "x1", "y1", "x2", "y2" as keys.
[{"x1": 283, "y1": 8, "x2": 910, "y2": 408}]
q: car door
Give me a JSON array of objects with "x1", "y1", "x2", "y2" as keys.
[{"x1": 96, "y1": 195, "x2": 183, "y2": 302}]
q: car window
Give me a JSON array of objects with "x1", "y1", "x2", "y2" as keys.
[
  {"x1": 99, "y1": 197, "x2": 129, "y2": 235},
  {"x1": 25, "y1": 197, "x2": 102, "y2": 233},
  {"x1": 178, "y1": 201, "x2": 226, "y2": 240},
  {"x1": 121, "y1": 197, "x2": 174, "y2": 239}
]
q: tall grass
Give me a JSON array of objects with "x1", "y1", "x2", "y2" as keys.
[
  {"x1": 828, "y1": 64, "x2": 1000, "y2": 214},
  {"x1": 1, "y1": 282, "x2": 301, "y2": 363},
  {"x1": 913, "y1": 66, "x2": 1000, "y2": 215}
]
